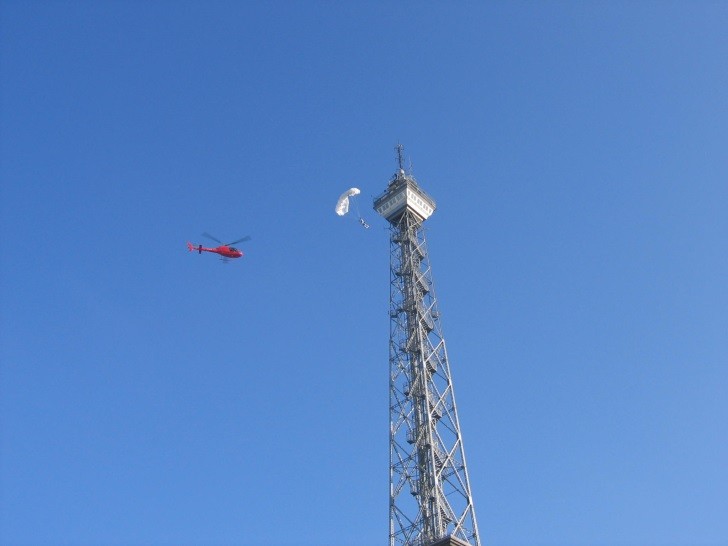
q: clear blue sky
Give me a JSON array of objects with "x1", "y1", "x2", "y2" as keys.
[{"x1": 1, "y1": 2, "x2": 726, "y2": 546}]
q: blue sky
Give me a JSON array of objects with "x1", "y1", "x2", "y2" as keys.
[{"x1": 1, "y1": 2, "x2": 727, "y2": 546}]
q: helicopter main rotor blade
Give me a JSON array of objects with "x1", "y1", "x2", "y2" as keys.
[
  {"x1": 226, "y1": 236, "x2": 251, "y2": 246},
  {"x1": 202, "y1": 232, "x2": 223, "y2": 244}
]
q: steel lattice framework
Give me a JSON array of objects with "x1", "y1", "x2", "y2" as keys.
[{"x1": 374, "y1": 147, "x2": 480, "y2": 546}]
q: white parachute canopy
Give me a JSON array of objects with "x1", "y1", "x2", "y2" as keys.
[{"x1": 335, "y1": 187, "x2": 361, "y2": 216}]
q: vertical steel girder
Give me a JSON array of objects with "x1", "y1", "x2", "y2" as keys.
[{"x1": 388, "y1": 210, "x2": 480, "y2": 546}]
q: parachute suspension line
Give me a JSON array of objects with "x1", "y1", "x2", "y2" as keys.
[{"x1": 354, "y1": 197, "x2": 370, "y2": 229}]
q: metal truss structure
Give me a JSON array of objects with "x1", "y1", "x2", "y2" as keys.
[{"x1": 374, "y1": 148, "x2": 480, "y2": 546}]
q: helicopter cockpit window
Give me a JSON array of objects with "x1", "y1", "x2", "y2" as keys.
[{"x1": 230, "y1": 247, "x2": 238, "y2": 252}]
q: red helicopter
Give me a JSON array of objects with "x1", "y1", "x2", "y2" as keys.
[{"x1": 187, "y1": 232, "x2": 251, "y2": 261}]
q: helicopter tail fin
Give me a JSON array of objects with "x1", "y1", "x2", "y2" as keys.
[{"x1": 186, "y1": 242, "x2": 203, "y2": 254}]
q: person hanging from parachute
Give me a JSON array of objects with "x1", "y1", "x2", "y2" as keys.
[{"x1": 335, "y1": 187, "x2": 369, "y2": 228}]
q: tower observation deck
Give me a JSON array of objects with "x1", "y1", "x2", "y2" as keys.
[{"x1": 374, "y1": 145, "x2": 481, "y2": 546}]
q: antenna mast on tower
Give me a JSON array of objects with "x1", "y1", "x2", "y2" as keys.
[
  {"x1": 396, "y1": 142, "x2": 406, "y2": 171},
  {"x1": 374, "y1": 146, "x2": 481, "y2": 546}
]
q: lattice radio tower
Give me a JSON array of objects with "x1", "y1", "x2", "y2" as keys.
[{"x1": 374, "y1": 145, "x2": 481, "y2": 546}]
